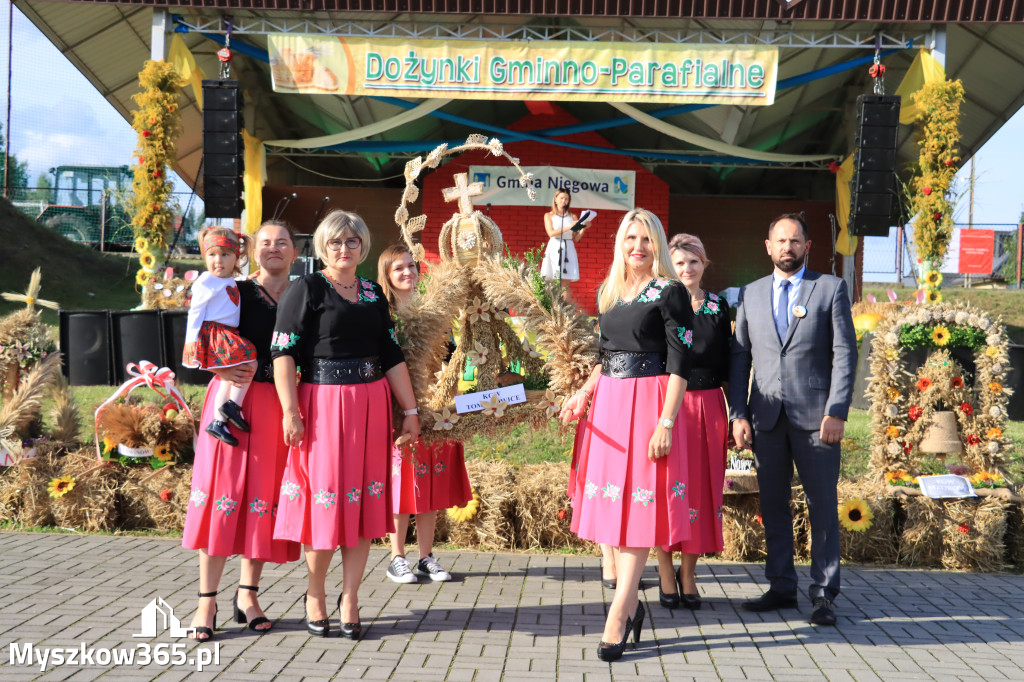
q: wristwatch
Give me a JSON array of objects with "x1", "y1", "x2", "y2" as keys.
[
  {"x1": 403, "y1": 408, "x2": 419, "y2": 416},
  {"x1": 659, "y1": 417, "x2": 674, "y2": 429}
]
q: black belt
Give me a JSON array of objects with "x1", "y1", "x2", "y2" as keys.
[
  {"x1": 302, "y1": 357, "x2": 383, "y2": 385},
  {"x1": 687, "y1": 368, "x2": 721, "y2": 391},
  {"x1": 600, "y1": 351, "x2": 666, "y2": 379},
  {"x1": 252, "y1": 358, "x2": 275, "y2": 383}
]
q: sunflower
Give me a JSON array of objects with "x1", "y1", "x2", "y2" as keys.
[
  {"x1": 926, "y1": 290, "x2": 943, "y2": 304},
  {"x1": 924, "y1": 270, "x2": 943, "y2": 287},
  {"x1": 47, "y1": 475, "x2": 76, "y2": 498},
  {"x1": 989, "y1": 381, "x2": 1003, "y2": 394},
  {"x1": 884, "y1": 470, "x2": 913, "y2": 485},
  {"x1": 135, "y1": 269, "x2": 152, "y2": 287},
  {"x1": 139, "y1": 252, "x2": 156, "y2": 269},
  {"x1": 153, "y1": 444, "x2": 173, "y2": 462},
  {"x1": 838, "y1": 498, "x2": 873, "y2": 532},
  {"x1": 447, "y1": 492, "x2": 481, "y2": 523},
  {"x1": 102, "y1": 437, "x2": 116, "y2": 454},
  {"x1": 135, "y1": 236, "x2": 150, "y2": 253},
  {"x1": 931, "y1": 326, "x2": 950, "y2": 346}
]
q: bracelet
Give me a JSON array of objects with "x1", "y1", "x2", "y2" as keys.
[{"x1": 403, "y1": 408, "x2": 419, "y2": 416}]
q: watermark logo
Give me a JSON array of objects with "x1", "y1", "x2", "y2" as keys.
[
  {"x1": 134, "y1": 597, "x2": 194, "y2": 638},
  {"x1": 473, "y1": 171, "x2": 491, "y2": 188}
]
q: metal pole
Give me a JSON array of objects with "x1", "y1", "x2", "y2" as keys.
[
  {"x1": 99, "y1": 190, "x2": 107, "y2": 252},
  {"x1": 895, "y1": 225, "x2": 904, "y2": 283},
  {"x1": 1017, "y1": 223, "x2": 1023, "y2": 290},
  {"x1": 3, "y1": 0, "x2": 13, "y2": 199}
]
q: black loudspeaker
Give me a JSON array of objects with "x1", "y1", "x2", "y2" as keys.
[
  {"x1": 59, "y1": 310, "x2": 113, "y2": 386},
  {"x1": 202, "y1": 79, "x2": 244, "y2": 218},
  {"x1": 849, "y1": 94, "x2": 901, "y2": 237},
  {"x1": 160, "y1": 309, "x2": 213, "y2": 386},
  {"x1": 110, "y1": 311, "x2": 164, "y2": 384}
]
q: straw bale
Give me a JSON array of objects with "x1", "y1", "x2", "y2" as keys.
[
  {"x1": 834, "y1": 479, "x2": 898, "y2": 564},
  {"x1": 513, "y1": 462, "x2": 593, "y2": 551},
  {"x1": 5, "y1": 453, "x2": 59, "y2": 527},
  {"x1": 721, "y1": 494, "x2": 765, "y2": 561},
  {"x1": 899, "y1": 496, "x2": 945, "y2": 566},
  {"x1": 445, "y1": 458, "x2": 517, "y2": 550},
  {"x1": 940, "y1": 496, "x2": 1008, "y2": 572},
  {"x1": 120, "y1": 465, "x2": 191, "y2": 533},
  {"x1": 1004, "y1": 503, "x2": 1024, "y2": 569},
  {"x1": 49, "y1": 450, "x2": 123, "y2": 532}
]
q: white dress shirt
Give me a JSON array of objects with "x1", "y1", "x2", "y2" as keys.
[
  {"x1": 772, "y1": 264, "x2": 806, "y2": 334},
  {"x1": 185, "y1": 271, "x2": 241, "y2": 343}
]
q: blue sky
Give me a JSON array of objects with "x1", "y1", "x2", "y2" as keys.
[{"x1": 3, "y1": 6, "x2": 1023, "y2": 225}]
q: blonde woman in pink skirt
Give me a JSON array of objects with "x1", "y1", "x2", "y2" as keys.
[
  {"x1": 561, "y1": 208, "x2": 694, "y2": 662},
  {"x1": 377, "y1": 243, "x2": 473, "y2": 584},
  {"x1": 183, "y1": 220, "x2": 302, "y2": 641},
  {"x1": 271, "y1": 211, "x2": 420, "y2": 640}
]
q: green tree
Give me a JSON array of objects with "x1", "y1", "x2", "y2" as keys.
[
  {"x1": 0, "y1": 123, "x2": 30, "y2": 198},
  {"x1": 29, "y1": 172, "x2": 52, "y2": 202}
]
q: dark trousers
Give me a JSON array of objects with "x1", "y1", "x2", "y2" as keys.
[{"x1": 754, "y1": 407, "x2": 841, "y2": 601}]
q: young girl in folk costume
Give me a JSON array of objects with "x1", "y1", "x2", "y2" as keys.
[{"x1": 184, "y1": 227, "x2": 257, "y2": 447}]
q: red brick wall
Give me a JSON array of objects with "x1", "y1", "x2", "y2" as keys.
[{"x1": 420, "y1": 106, "x2": 669, "y2": 314}]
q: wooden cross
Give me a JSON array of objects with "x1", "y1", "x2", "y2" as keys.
[{"x1": 442, "y1": 173, "x2": 484, "y2": 215}]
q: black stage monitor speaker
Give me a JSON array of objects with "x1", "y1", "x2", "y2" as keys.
[
  {"x1": 849, "y1": 94, "x2": 901, "y2": 237},
  {"x1": 110, "y1": 310, "x2": 164, "y2": 384},
  {"x1": 160, "y1": 309, "x2": 213, "y2": 386},
  {"x1": 60, "y1": 310, "x2": 113, "y2": 386},
  {"x1": 202, "y1": 79, "x2": 244, "y2": 219}
]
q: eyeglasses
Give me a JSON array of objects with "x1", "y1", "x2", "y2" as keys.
[{"x1": 326, "y1": 237, "x2": 362, "y2": 251}]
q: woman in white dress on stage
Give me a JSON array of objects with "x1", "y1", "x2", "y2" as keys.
[{"x1": 541, "y1": 189, "x2": 586, "y2": 282}]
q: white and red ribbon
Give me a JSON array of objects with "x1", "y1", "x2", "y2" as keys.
[{"x1": 93, "y1": 360, "x2": 195, "y2": 461}]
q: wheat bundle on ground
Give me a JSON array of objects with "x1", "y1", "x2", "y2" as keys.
[
  {"x1": 2, "y1": 453, "x2": 60, "y2": 527},
  {"x1": 899, "y1": 496, "x2": 946, "y2": 566},
  {"x1": 850, "y1": 300, "x2": 902, "y2": 319},
  {"x1": 445, "y1": 458, "x2": 517, "y2": 550},
  {"x1": 120, "y1": 464, "x2": 192, "y2": 533},
  {"x1": 513, "y1": 462, "x2": 593, "y2": 551},
  {"x1": 835, "y1": 479, "x2": 898, "y2": 564},
  {"x1": 48, "y1": 450, "x2": 123, "y2": 531},
  {"x1": 940, "y1": 496, "x2": 1008, "y2": 572}
]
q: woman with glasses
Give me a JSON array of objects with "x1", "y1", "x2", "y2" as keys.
[{"x1": 271, "y1": 210, "x2": 420, "y2": 640}]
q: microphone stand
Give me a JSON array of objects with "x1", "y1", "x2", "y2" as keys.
[
  {"x1": 273, "y1": 192, "x2": 297, "y2": 221},
  {"x1": 314, "y1": 196, "x2": 330, "y2": 225}
]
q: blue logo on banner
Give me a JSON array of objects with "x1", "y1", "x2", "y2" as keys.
[
  {"x1": 614, "y1": 176, "x2": 629, "y2": 194},
  {"x1": 473, "y1": 172, "x2": 491, "y2": 188}
]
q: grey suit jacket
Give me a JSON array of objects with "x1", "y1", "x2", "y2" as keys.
[{"x1": 728, "y1": 270, "x2": 857, "y2": 432}]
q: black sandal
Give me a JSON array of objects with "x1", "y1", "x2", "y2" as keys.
[
  {"x1": 191, "y1": 591, "x2": 218, "y2": 641},
  {"x1": 233, "y1": 584, "x2": 271, "y2": 632}
]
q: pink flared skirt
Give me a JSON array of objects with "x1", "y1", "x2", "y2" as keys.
[
  {"x1": 272, "y1": 379, "x2": 395, "y2": 550},
  {"x1": 182, "y1": 378, "x2": 301, "y2": 563},
  {"x1": 391, "y1": 440, "x2": 473, "y2": 514},
  {"x1": 568, "y1": 373, "x2": 691, "y2": 548},
  {"x1": 663, "y1": 388, "x2": 727, "y2": 555}
]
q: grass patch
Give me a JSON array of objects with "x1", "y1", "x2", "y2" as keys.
[
  {"x1": 0, "y1": 520, "x2": 180, "y2": 538},
  {"x1": 464, "y1": 419, "x2": 573, "y2": 466}
]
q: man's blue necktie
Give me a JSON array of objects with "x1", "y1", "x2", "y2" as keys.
[{"x1": 776, "y1": 280, "x2": 791, "y2": 342}]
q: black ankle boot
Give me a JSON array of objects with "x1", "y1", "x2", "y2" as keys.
[{"x1": 205, "y1": 420, "x2": 239, "y2": 447}]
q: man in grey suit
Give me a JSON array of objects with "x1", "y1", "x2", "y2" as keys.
[{"x1": 729, "y1": 213, "x2": 857, "y2": 626}]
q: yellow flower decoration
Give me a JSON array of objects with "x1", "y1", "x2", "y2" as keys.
[
  {"x1": 885, "y1": 348, "x2": 899, "y2": 361},
  {"x1": 931, "y1": 326, "x2": 950, "y2": 346},
  {"x1": 884, "y1": 471, "x2": 912, "y2": 484},
  {"x1": 135, "y1": 269, "x2": 152, "y2": 287},
  {"x1": 926, "y1": 290, "x2": 942, "y2": 304},
  {"x1": 969, "y1": 471, "x2": 1006, "y2": 487},
  {"x1": 481, "y1": 394, "x2": 507, "y2": 418},
  {"x1": 985, "y1": 346, "x2": 1000, "y2": 358},
  {"x1": 139, "y1": 252, "x2": 156, "y2": 270},
  {"x1": 989, "y1": 381, "x2": 1003, "y2": 394},
  {"x1": 924, "y1": 270, "x2": 943, "y2": 287},
  {"x1": 47, "y1": 475, "x2": 76, "y2": 498},
  {"x1": 135, "y1": 236, "x2": 150, "y2": 253},
  {"x1": 431, "y1": 407, "x2": 460, "y2": 431},
  {"x1": 987, "y1": 427, "x2": 1003, "y2": 439},
  {"x1": 153, "y1": 444, "x2": 173, "y2": 462},
  {"x1": 102, "y1": 437, "x2": 116, "y2": 454},
  {"x1": 838, "y1": 498, "x2": 873, "y2": 532},
  {"x1": 447, "y1": 492, "x2": 481, "y2": 523},
  {"x1": 886, "y1": 388, "x2": 900, "y2": 402},
  {"x1": 885, "y1": 425, "x2": 900, "y2": 438}
]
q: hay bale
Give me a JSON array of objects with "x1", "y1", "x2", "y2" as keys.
[
  {"x1": 721, "y1": 494, "x2": 765, "y2": 561},
  {"x1": 49, "y1": 450, "x2": 123, "y2": 532},
  {"x1": 6, "y1": 453, "x2": 59, "y2": 527},
  {"x1": 120, "y1": 465, "x2": 191, "y2": 533},
  {"x1": 1004, "y1": 503, "x2": 1024, "y2": 569},
  {"x1": 899, "y1": 496, "x2": 945, "y2": 566},
  {"x1": 791, "y1": 484, "x2": 811, "y2": 560},
  {"x1": 941, "y1": 497, "x2": 1008, "y2": 572},
  {"x1": 0, "y1": 464, "x2": 24, "y2": 522},
  {"x1": 723, "y1": 472, "x2": 758, "y2": 495},
  {"x1": 513, "y1": 462, "x2": 593, "y2": 551},
  {"x1": 445, "y1": 458, "x2": 517, "y2": 550},
  {"x1": 832, "y1": 480, "x2": 898, "y2": 564}
]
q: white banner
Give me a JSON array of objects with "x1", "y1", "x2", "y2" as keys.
[
  {"x1": 453, "y1": 384, "x2": 527, "y2": 414},
  {"x1": 468, "y1": 166, "x2": 636, "y2": 210}
]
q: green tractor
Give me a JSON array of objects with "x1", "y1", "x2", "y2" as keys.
[{"x1": 35, "y1": 165, "x2": 135, "y2": 248}]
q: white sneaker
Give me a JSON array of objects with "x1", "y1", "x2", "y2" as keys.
[
  {"x1": 416, "y1": 554, "x2": 452, "y2": 582},
  {"x1": 386, "y1": 555, "x2": 418, "y2": 584}
]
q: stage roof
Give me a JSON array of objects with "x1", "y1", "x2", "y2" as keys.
[{"x1": 18, "y1": 1, "x2": 1024, "y2": 203}]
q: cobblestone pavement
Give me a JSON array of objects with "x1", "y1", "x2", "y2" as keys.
[{"x1": 1, "y1": 532, "x2": 1023, "y2": 680}]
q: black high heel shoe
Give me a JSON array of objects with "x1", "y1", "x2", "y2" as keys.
[
  {"x1": 630, "y1": 601, "x2": 646, "y2": 647},
  {"x1": 596, "y1": 615, "x2": 632, "y2": 662},
  {"x1": 678, "y1": 567, "x2": 702, "y2": 610},
  {"x1": 303, "y1": 594, "x2": 330, "y2": 637},
  {"x1": 233, "y1": 584, "x2": 271, "y2": 633},
  {"x1": 191, "y1": 591, "x2": 218, "y2": 641},
  {"x1": 659, "y1": 568, "x2": 680, "y2": 609},
  {"x1": 336, "y1": 595, "x2": 362, "y2": 640}
]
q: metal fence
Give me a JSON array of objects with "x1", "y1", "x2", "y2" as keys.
[{"x1": 862, "y1": 223, "x2": 1022, "y2": 287}]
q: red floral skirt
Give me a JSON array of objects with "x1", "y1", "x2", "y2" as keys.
[{"x1": 183, "y1": 321, "x2": 256, "y2": 370}]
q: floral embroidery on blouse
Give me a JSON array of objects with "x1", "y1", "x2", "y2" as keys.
[
  {"x1": 215, "y1": 495, "x2": 238, "y2": 515},
  {"x1": 367, "y1": 480, "x2": 385, "y2": 498},
  {"x1": 671, "y1": 481, "x2": 686, "y2": 499},
  {"x1": 249, "y1": 497, "x2": 269, "y2": 517},
  {"x1": 314, "y1": 489, "x2": 337, "y2": 509},
  {"x1": 347, "y1": 487, "x2": 361, "y2": 503},
  {"x1": 697, "y1": 291, "x2": 722, "y2": 316},
  {"x1": 358, "y1": 278, "x2": 378, "y2": 304},
  {"x1": 280, "y1": 480, "x2": 301, "y2": 501},
  {"x1": 415, "y1": 462, "x2": 429, "y2": 478},
  {"x1": 632, "y1": 487, "x2": 654, "y2": 507},
  {"x1": 271, "y1": 331, "x2": 300, "y2": 351},
  {"x1": 689, "y1": 508, "x2": 699, "y2": 523},
  {"x1": 624, "y1": 278, "x2": 672, "y2": 305},
  {"x1": 601, "y1": 483, "x2": 622, "y2": 501},
  {"x1": 434, "y1": 462, "x2": 446, "y2": 476},
  {"x1": 389, "y1": 328, "x2": 400, "y2": 346},
  {"x1": 676, "y1": 327, "x2": 694, "y2": 347},
  {"x1": 190, "y1": 489, "x2": 208, "y2": 507},
  {"x1": 585, "y1": 481, "x2": 599, "y2": 499}
]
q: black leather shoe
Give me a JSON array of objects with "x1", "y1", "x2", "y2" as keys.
[
  {"x1": 205, "y1": 420, "x2": 238, "y2": 447},
  {"x1": 810, "y1": 597, "x2": 837, "y2": 626},
  {"x1": 336, "y1": 595, "x2": 362, "y2": 640},
  {"x1": 601, "y1": 579, "x2": 617, "y2": 590},
  {"x1": 741, "y1": 589, "x2": 798, "y2": 612},
  {"x1": 659, "y1": 582, "x2": 680, "y2": 609},
  {"x1": 219, "y1": 400, "x2": 250, "y2": 432},
  {"x1": 303, "y1": 594, "x2": 330, "y2": 637},
  {"x1": 681, "y1": 593, "x2": 703, "y2": 610}
]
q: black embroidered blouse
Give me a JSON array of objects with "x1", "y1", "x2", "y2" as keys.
[
  {"x1": 237, "y1": 279, "x2": 278, "y2": 361},
  {"x1": 270, "y1": 272, "x2": 405, "y2": 372},
  {"x1": 598, "y1": 277, "x2": 694, "y2": 379},
  {"x1": 687, "y1": 290, "x2": 731, "y2": 382}
]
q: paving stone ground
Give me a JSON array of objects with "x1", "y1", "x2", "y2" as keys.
[{"x1": 1, "y1": 532, "x2": 1023, "y2": 680}]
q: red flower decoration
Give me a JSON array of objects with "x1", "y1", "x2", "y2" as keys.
[
  {"x1": 139, "y1": 156, "x2": 145, "y2": 163},
  {"x1": 141, "y1": 130, "x2": 151, "y2": 138},
  {"x1": 916, "y1": 378, "x2": 932, "y2": 392},
  {"x1": 922, "y1": 187, "x2": 932, "y2": 195},
  {"x1": 966, "y1": 434, "x2": 981, "y2": 446},
  {"x1": 153, "y1": 170, "x2": 162, "y2": 178},
  {"x1": 934, "y1": 212, "x2": 943, "y2": 221},
  {"x1": 960, "y1": 402, "x2": 974, "y2": 416},
  {"x1": 908, "y1": 405, "x2": 923, "y2": 421},
  {"x1": 159, "y1": 489, "x2": 173, "y2": 502},
  {"x1": 557, "y1": 509, "x2": 567, "y2": 520},
  {"x1": 903, "y1": 442, "x2": 912, "y2": 454},
  {"x1": 755, "y1": 514, "x2": 763, "y2": 525},
  {"x1": 958, "y1": 523, "x2": 971, "y2": 534},
  {"x1": 951, "y1": 377, "x2": 964, "y2": 388}
]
